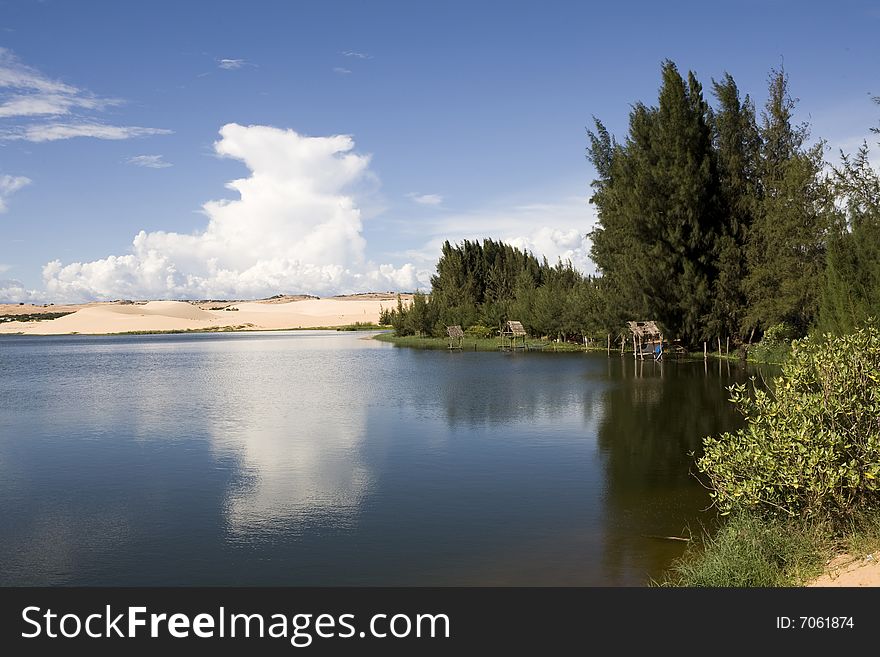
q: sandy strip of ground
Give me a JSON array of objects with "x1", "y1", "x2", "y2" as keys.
[
  {"x1": 807, "y1": 551, "x2": 880, "y2": 587},
  {"x1": 0, "y1": 296, "x2": 407, "y2": 335},
  {"x1": 0, "y1": 302, "x2": 99, "y2": 315}
]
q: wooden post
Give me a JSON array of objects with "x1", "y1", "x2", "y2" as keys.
[
  {"x1": 703, "y1": 341, "x2": 707, "y2": 360},
  {"x1": 632, "y1": 334, "x2": 637, "y2": 359},
  {"x1": 717, "y1": 336, "x2": 722, "y2": 358},
  {"x1": 726, "y1": 336, "x2": 729, "y2": 358},
  {"x1": 620, "y1": 334, "x2": 624, "y2": 355},
  {"x1": 607, "y1": 333, "x2": 611, "y2": 356}
]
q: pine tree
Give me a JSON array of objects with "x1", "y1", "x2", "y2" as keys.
[
  {"x1": 589, "y1": 61, "x2": 722, "y2": 345},
  {"x1": 744, "y1": 68, "x2": 833, "y2": 336},
  {"x1": 710, "y1": 73, "x2": 761, "y2": 340},
  {"x1": 819, "y1": 143, "x2": 880, "y2": 333}
]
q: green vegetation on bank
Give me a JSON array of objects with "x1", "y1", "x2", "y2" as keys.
[
  {"x1": 333, "y1": 322, "x2": 384, "y2": 331},
  {"x1": 699, "y1": 327, "x2": 880, "y2": 520},
  {"x1": 666, "y1": 326, "x2": 880, "y2": 586},
  {"x1": 373, "y1": 332, "x2": 591, "y2": 352},
  {"x1": 663, "y1": 513, "x2": 830, "y2": 587},
  {"x1": 0, "y1": 312, "x2": 74, "y2": 323},
  {"x1": 664, "y1": 509, "x2": 880, "y2": 587}
]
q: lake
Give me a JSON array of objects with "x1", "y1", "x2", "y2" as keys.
[{"x1": 0, "y1": 331, "x2": 762, "y2": 586}]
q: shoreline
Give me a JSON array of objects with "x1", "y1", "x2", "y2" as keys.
[
  {"x1": 0, "y1": 295, "x2": 409, "y2": 336},
  {"x1": 0, "y1": 324, "x2": 388, "y2": 337}
]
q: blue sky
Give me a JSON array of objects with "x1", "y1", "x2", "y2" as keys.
[{"x1": 1, "y1": 0, "x2": 878, "y2": 301}]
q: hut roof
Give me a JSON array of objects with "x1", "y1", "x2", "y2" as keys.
[
  {"x1": 446, "y1": 325, "x2": 464, "y2": 339},
  {"x1": 503, "y1": 320, "x2": 527, "y2": 337},
  {"x1": 627, "y1": 320, "x2": 662, "y2": 338}
]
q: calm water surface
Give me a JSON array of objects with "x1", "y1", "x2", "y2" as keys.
[{"x1": 0, "y1": 331, "x2": 764, "y2": 585}]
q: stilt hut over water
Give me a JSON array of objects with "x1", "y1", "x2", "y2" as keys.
[
  {"x1": 446, "y1": 325, "x2": 464, "y2": 349},
  {"x1": 500, "y1": 320, "x2": 527, "y2": 350},
  {"x1": 627, "y1": 320, "x2": 663, "y2": 360}
]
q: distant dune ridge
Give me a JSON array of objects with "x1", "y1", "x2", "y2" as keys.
[{"x1": 0, "y1": 294, "x2": 410, "y2": 335}]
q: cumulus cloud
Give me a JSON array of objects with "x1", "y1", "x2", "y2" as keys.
[
  {"x1": 43, "y1": 123, "x2": 420, "y2": 301},
  {"x1": 0, "y1": 278, "x2": 42, "y2": 303},
  {"x1": 126, "y1": 154, "x2": 172, "y2": 169},
  {"x1": 0, "y1": 47, "x2": 169, "y2": 142},
  {"x1": 333, "y1": 67, "x2": 352, "y2": 75},
  {"x1": 0, "y1": 174, "x2": 31, "y2": 212},
  {"x1": 340, "y1": 51, "x2": 372, "y2": 59},
  {"x1": 407, "y1": 192, "x2": 443, "y2": 206}
]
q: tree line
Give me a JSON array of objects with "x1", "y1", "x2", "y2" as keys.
[{"x1": 385, "y1": 61, "x2": 880, "y2": 347}]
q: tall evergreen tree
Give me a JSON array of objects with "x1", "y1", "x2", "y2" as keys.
[
  {"x1": 744, "y1": 68, "x2": 833, "y2": 336},
  {"x1": 710, "y1": 73, "x2": 761, "y2": 339},
  {"x1": 819, "y1": 143, "x2": 880, "y2": 333},
  {"x1": 589, "y1": 61, "x2": 721, "y2": 345}
]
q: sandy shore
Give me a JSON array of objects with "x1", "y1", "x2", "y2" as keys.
[
  {"x1": 0, "y1": 294, "x2": 409, "y2": 335},
  {"x1": 807, "y1": 551, "x2": 880, "y2": 587}
]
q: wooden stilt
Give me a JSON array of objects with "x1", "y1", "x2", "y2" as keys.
[
  {"x1": 717, "y1": 336, "x2": 722, "y2": 359},
  {"x1": 726, "y1": 336, "x2": 729, "y2": 357},
  {"x1": 704, "y1": 341, "x2": 707, "y2": 360}
]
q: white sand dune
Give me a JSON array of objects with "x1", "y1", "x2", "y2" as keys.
[
  {"x1": 98, "y1": 300, "x2": 217, "y2": 320},
  {"x1": 0, "y1": 297, "x2": 407, "y2": 335}
]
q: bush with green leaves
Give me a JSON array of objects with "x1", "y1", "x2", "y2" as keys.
[
  {"x1": 698, "y1": 326, "x2": 880, "y2": 519},
  {"x1": 464, "y1": 324, "x2": 494, "y2": 339},
  {"x1": 749, "y1": 322, "x2": 796, "y2": 363}
]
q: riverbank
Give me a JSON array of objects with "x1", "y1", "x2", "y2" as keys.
[
  {"x1": 663, "y1": 511, "x2": 880, "y2": 587},
  {"x1": 372, "y1": 332, "x2": 791, "y2": 368},
  {"x1": 0, "y1": 294, "x2": 409, "y2": 335},
  {"x1": 373, "y1": 332, "x2": 598, "y2": 352}
]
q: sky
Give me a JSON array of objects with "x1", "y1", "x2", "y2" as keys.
[{"x1": 1, "y1": 0, "x2": 878, "y2": 302}]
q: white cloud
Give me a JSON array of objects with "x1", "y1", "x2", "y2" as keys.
[
  {"x1": 0, "y1": 264, "x2": 11, "y2": 273},
  {"x1": 0, "y1": 278, "x2": 42, "y2": 303},
  {"x1": 0, "y1": 92, "x2": 115, "y2": 118},
  {"x1": 126, "y1": 154, "x2": 172, "y2": 169},
  {"x1": 0, "y1": 48, "x2": 168, "y2": 142},
  {"x1": 400, "y1": 195, "x2": 599, "y2": 278},
  {"x1": 407, "y1": 192, "x2": 443, "y2": 206},
  {"x1": 333, "y1": 67, "x2": 352, "y2": 75},
  {"x1": 340, "y1": 51, "x2": 372, "y2": 59},
  {"x1": 0, "y1": 174, "x2": 31, "y2": 212},
  {"x1": 0, "y1": 47, "x2": 77, "y2": 96},
  {"x1": 2, "y1": 123, "x2": 172, "y2": 142},
  {"x1": 217, "y1": 58, "x2": 248, "y2": 70},
  {"x1": 43, "y1": 123, "x2": 420, "y2": 301},
  {"x1": 0, "y1": 46, "x2": 116, "y2": 119}
]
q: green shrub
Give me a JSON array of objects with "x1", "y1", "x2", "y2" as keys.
[
  {"x1": 749, "y1": 322, "x2": 796, "y2": 363},
  {"x1": 698, "y1": 326, "x2": 880, "y2": 520},
  {"x1": 465, "y1": 324, "x2": 495, "y2": 339}
]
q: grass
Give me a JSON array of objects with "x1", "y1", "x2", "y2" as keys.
[
  {"x1": 660, "y1": 510, "x2": 880, "y2": 587},
  {"x1": 372, "y1": 332, "x2": 596, "y2": 352},
  {"x1": 333, "y1": 322, "x2": 385, "y2": 331}
]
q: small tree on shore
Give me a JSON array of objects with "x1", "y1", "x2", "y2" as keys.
[{"x1": 698, "y1": 325, "x2": 880, "y2": 520}]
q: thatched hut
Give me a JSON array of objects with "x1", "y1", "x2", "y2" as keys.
[
  {"x1": 500, "y1": 320, "x2": 527, "y2": 350},
  {"x1": 627, "y1": 320, "x2": 663, "y2": 360},
  {"x1": 446, "y1": 325, "x2": 464, "y2": 349}
]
